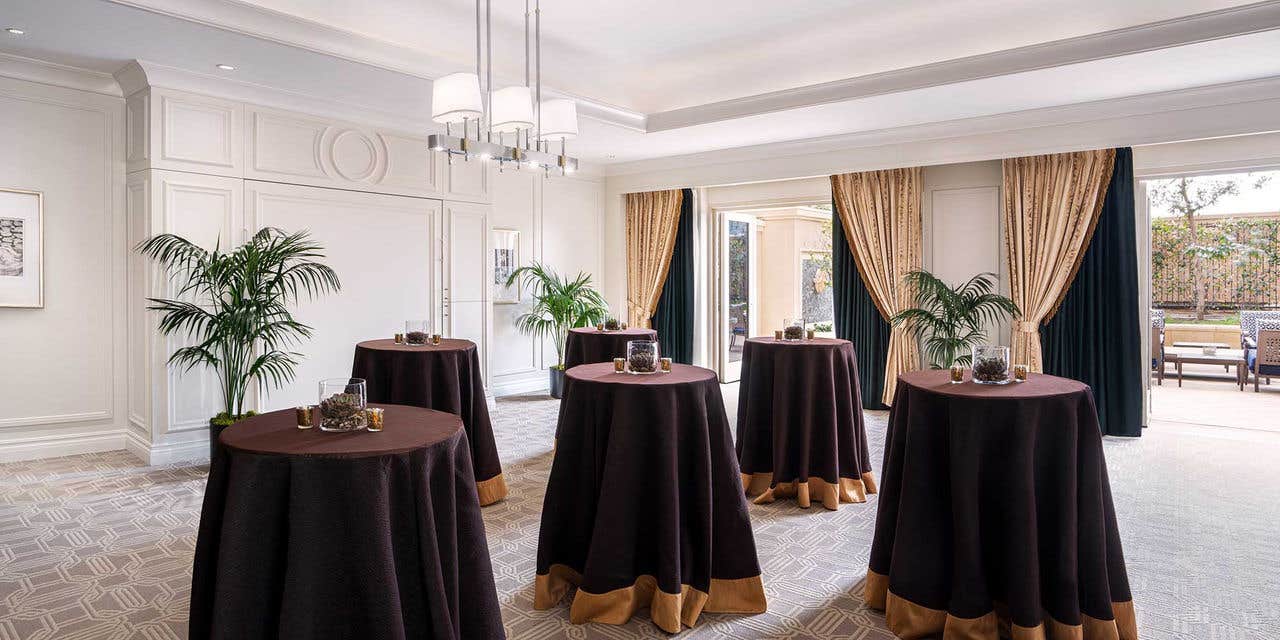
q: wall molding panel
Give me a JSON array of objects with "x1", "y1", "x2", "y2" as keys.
[
  {"x1": 0, "y1": 74, "x2": 127, "y2": 462},
  {"x1": 1, "y1": 67, "x2": 604, "y2": 464}
]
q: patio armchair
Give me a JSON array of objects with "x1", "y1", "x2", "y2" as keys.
[
  {"x1": 1150, "y1": 309, "x2": 1166, "y2": 371},
  {"x1": 1250, "y1": 324, "x2": 1280, "y2": 391},
  {"x1": 1239, "y1": 310, "x2": 1280, "y2": 350},
  {"x1": 1151, "y1": 325, "x2": 1172, "y2": 385}
]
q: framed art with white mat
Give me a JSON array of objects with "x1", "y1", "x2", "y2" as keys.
[
  {"x1": 0, "y1": 188, "x2": 42, "y2": 308},
  {"x1": 492, "y1": 227, "x2": 520, "y2": 304}
]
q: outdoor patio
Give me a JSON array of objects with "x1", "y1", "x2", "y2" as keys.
[{"x1": 1151, "y1": 361, "x2": 1280, "y2": 433}]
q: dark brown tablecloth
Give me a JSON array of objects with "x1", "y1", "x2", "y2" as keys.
[
  {"x1": 351, "y1": 339, "x2": 506, "y2": 505},
  {"x1": 736, "y1": 337, "x2": 876, "y2": 510},
  {"x1": 535, "y1": 363, "x2": 767, "y2": 633},
  {"x1": 867, "y1": 370, "x2": 1137, "y2": 640},
  {"x1": 563, "y1": 327, "x2": 658, "y2": 370},
  {"x1": 190, "y1": 405, "x2": 505, "y2": 640}
]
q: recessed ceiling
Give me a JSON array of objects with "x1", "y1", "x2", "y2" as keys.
[
  {"x1": 2, "y1": 0, "x2": 1279, "y2": 167},
  {"x1": 205, "y1": 0, "x2": 1263, "y2": 113}
]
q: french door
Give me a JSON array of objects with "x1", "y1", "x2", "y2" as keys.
[{"x1": 714, "y1": 211, "x2": 758, "y2": 382}]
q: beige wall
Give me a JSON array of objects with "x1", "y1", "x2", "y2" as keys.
[{"x1": 754, "y1": 208, "x2": 830, "y2": 333}]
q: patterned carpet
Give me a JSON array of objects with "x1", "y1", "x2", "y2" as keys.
[{"x1": 2, "y1": 394, "x2": 1279, "y2": 639}]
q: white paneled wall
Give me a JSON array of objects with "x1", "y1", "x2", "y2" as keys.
[
  {"x1": 113, "y1": 78, "x2": 602, "y2": 463},
  {"x1": 489, "y1": 170, "x2": 543, "y2": 392},
  {"x1": 920, "y1": 161, "x2": 1010, "y2": 346},
  {"x1": 0, "y1": 76, "x2": 125, "y2": 462},
  {"x1": 246, "y1": 182, "x2": 440, "y2": 411}
]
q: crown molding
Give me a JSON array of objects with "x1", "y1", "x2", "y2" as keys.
[
  {"x1": 646, "y1": 0, "x2": 1280, "y2": 132},
  {"x1": 101, "y1": 0, "x2": 1280, "y2": 137},
  {"x1": 0, "y1": 51, "x2": 122, "y2": 97},
  {"x1": 113, "y1": 59, "x2": 436, "y2": 132},
  {"x1": 605, "y1": 75, "x2": 1280, "y2": 191},
  {"x1": 104, "y1": 0, "x2": 647, "y2": 131}
]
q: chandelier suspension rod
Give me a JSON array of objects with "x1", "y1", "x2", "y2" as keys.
[
  {"x1": 485, "y1": 0, "x2": 492, "y2": 143},
  {"x1": 535, "y1": 0, "x2": 542, "y2": 152}
]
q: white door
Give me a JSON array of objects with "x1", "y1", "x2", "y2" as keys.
[
  {"x1": 716, "y1": 211, "x2": 759, "y2": 382},
  {"x1": 245, "y1": 181, "x2": 440, "y2": 411},
  {"x1": 443, "y1": 200, "x2": 491, "y2": 384}
]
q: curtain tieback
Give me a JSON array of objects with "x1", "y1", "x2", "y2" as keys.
[{"x1": 1016, "y1": 321, "x2": 1040, "y2": 333}]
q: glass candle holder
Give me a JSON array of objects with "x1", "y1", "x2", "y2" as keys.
[
  {"x1": 774, "y1": 330, "x2": 784, "y2": 341},
  {"x1": 782, "y1": 318, "x2": 804, "y2": 341},
  {"x1": 365, "y1": 407, "x2": 384, "y2": 432},
  {"x1": 626, "y1": 340, "x2": 659, "y2": 374},
  {"x1": 318, "y1": 378, "x2": 367, "y2": 431},
  {"x1": 431, "y1": 334, "x2": 442, "y2": 345},
  {"x1": 621, "y1": 321, "x2": 629, "y2": 330},
  {"x1": 806, "y1": 329, "x2": 815, "y2": 340},
  {"x1": 596, "y1": 322, "x2": 605, "y2": 331},
  {"x1": 613, "y1": 357, "x2": 626, "y2": 373},
  {"x1": 1013, "y1": 364, "x2": 1029, "y2": 382},
  {"x1": 971, "y1": 346, "x2": 1011, "y2": 385},
  {"x1": 296, "y1": 405, "x2": 315, "y2": 429},
  {"x1": 394, "y1": 332, "x2": 405, "y2": 344},
  {"x1": 660, "y1": 357, "x2": 673, "y2": 372},
  {"x1": 949, "y1": 364, "x2": 965, "y2": 384},
  {"x1": 405, "y1": 320, "x2": 430, "y2": 345}
]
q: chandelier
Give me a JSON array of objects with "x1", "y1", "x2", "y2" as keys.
[{"x1": 427, "y1": 0, "x2": 579, "y2": 175}]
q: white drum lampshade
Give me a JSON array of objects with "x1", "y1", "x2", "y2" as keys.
[
  {"x1": 491, "y1": 86, "x2": 535, "y2": 133},
  {"x1": 431, "y1": 72, "x2": 483, "y2": 124},
  {"x1": 537, "y1": 98, "x2": 579, "y2": 141}
]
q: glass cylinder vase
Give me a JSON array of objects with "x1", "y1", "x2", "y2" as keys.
[
  {"x1": 404, "y1": 320, "x2": 430, "y2": 345},
  {"x1": 782, "y1": 318, "x2": 804, "y2": 341},
  {"x1": 626, "y1": 340, "x2": 660, "y2": 374},
  {"x1": 971, "y1": 346, "x2": 1011, "y2": 385},
  {"x1": 318, "y1": 378, "x2": 368, "y2": 431}
]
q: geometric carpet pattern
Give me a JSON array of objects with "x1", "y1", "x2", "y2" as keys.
[{"x1": 2, "y1": 394, "x2": 1279, "y2": 639}]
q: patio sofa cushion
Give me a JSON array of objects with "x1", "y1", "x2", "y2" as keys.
[
  {"x1": 1240, "y1": 310, "x2": 1280, "y2": 347},
  {"x1": 1246, "y1": 350, "x2": 1280, "y2": 376}
]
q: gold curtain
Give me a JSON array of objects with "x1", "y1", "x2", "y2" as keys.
[
  {"x1": 625, "y1": 189, "x2": 684, "y2": 328},
  {"x1": 830, "y1": 168, "x2": 923, "y2": 406},
  {"x1": 1002, "y1": 149, "x2": 1115, "y2": 371}
]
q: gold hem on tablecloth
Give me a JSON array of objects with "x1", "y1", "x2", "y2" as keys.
[
  {"x1": 534, "y1": 563, "x2": 767, "y2": 633},
  {"x1": 741, "y1": 472, "x2": 878, "y2": 510},
  {"x1": 476, "y1": 473, "x2": 508, "y2": 506},
  {"x1": 864, "y1": 569, "x2": 1137, "y2": 640}
]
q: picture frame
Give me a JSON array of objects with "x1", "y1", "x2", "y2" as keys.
[
  {"x1": 0, "y1": 188, "x2": 43, "y2": 308},
  {"x1": 492, "y1": 228, "x2": 520, "y2": 304}
]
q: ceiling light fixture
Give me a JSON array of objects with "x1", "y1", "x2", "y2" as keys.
[
  {"x1": 427, "y1": 0, "x2": 579, "y2": 175},
  {"x1": 5, "y1": 27, "x2": 25, "y2": 35},
  {"x1": 215, "y1": 64, "x2": 236, "y2": 71}
]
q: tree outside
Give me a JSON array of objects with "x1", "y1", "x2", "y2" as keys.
[{"x1": 1149, "y1": 172, "x2": 1277, "y2": 320}]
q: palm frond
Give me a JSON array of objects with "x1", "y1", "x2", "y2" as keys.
[
  {"x1": 892, "y1": 270, "x2": 1019, "y2": 368},
  {"x1": 138, "y1": 226, "x2": 340, "y2": 417}
]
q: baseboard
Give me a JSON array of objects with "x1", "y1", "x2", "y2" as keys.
[
  {"x1": 124, "y1": 429, "x2": 209, "y2": 466},
  {"x1": 491, "y1": 371, "x2": 551, "y2": 398},
  {"x1": 0, "y1": 428, "x2": 126, "y2": 463}
]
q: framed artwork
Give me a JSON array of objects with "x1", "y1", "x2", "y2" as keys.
[
  {"x1": 492, "y1": 228, "x2": 520, "y2": 304},
  {"x1": 0, "y1": 188, "x2": 43, "y2": 308}
]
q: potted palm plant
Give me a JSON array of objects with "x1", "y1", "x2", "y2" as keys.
[
  {"x1": 137, "y1": 227, "x2": 341, "y2": 459},
  {"x1": 505, "y1": 262, "x2": 610, "y2": 398},
  {"x1": 890, "y1": 270, "x2": 1019, "y2": 369}
]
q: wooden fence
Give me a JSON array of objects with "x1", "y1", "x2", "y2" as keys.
[{"x1": 1151, "y1": 214, "x2": 1280, "y2": 310}]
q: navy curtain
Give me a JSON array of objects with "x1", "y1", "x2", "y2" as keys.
[
  {"x1": 1040, "y1": 148, "x2": 1143, "y2": 436},
  {"x1": 832, "y1": 203, "x2": 891, "y2": 410},
  {"x1": 651, "y1": 188, "x2": 695, "y2": 364}
]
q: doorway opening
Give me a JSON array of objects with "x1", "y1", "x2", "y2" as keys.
[
  {"x1": 1144, "y1": 168, "x2": 1280, "y2": 431},
  {"x1": 713, "y1": 204, "x2": 835, "y2": 382}
]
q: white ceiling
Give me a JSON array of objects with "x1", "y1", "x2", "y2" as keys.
[
  {"x1": 212, "y1": 0, "x2": 1262, "y2": 112},
  {"x1": 2, "y1": 0, "x2": 1280, "y2": 166}
]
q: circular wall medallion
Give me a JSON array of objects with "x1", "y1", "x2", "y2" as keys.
[{"x1": 330, "y1": 130, "x2": 379, "y2": 181}]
